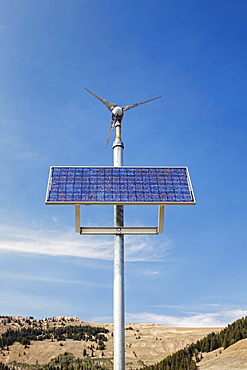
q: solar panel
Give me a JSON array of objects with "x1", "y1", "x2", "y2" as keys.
[{"x1": 45, "y1": 166, "x2": 195, "y2": 205}]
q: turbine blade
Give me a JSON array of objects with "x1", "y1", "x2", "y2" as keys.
[
  {"x1": 122, "y1": 96, "x2": 161, "y2": 112},
  {"x1": 104, "y1": 117, "x2": 116, "y2": 148},
  {"x1": 85, "y1": 88, "x2": 117, "y2": 112}
]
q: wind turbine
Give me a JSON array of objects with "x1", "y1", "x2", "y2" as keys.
[{"x1": 85, "y1": 88, "x2": 161, "y2": 147}]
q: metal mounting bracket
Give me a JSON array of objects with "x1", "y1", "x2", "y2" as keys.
[{"x1": 75, "y1": 205, "x2": 164, "y2": 235}]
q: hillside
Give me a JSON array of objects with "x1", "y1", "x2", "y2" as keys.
[
  {"x1": 197, "y1": 338, "x2": 247, "y2": 370},
  {"x1": 0, "y1": 316, "x2": 221, "y2": 369},
  {"x1": 146, "y1": 315, "x2": 247, "y2": 370}
]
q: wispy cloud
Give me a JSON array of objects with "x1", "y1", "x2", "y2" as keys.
[
  {"x1": 0, "y1": 272, "x2": 108, "y2": 288},
  {"x1": 134, "y1": 269, "x2": 160, "y2": 277},
  {"x1": 0, "y1": 223, "x2": 171, "y2": 262},
  {"x1": 149, "y1": 302, "x2": 223, "y2": 311},
  {"x1": 0, "y1": 223, "x2": 113, "y2": 259},
  {"x1": 125, "y1": 235, "x2": 171, "y2": 262},
  {"x1": 126, "y1": 308, "x2": 247, "y2": 328}
]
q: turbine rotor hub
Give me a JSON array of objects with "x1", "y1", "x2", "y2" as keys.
[{"x1": 112, "y1": 106, "x2": 123, "y2": 116}]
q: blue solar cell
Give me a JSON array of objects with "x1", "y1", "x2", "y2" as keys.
[
  {"x1": 128, "y1": 195, "x2": 136, "y2": 201},
  {"x1": 105, "y1": 168, "x2": 112, "y2": 176},
  {"x1": 143, "y1": 185, "x2": 151, "y2": 192},
  {"x1": 74, "y1": 195, "x2": 82, "y2": 201},
  {"x1": 105, "y1": 184, "x2": 112, "y2": 192},
  {"x1": 68, "y1": 168, "x2": 75, "y2": 175},
  {"x1": 158, "y1": 185, "x2": 166, "y2": 192},
  {"x1": 119, "y1": 168, "x2": 127, "y2": 175},
  {"x1": 167, "y1": 194, "x2": 176, "y2": 201},
  {"x1": 150, "y1": 185, "x2": 158, "y2": 193},
  {"x1": 80, "y1": 193, "x2": 87, "y2": 201},
  {"x1": 88, "y1": 193, "x2": 97, "y2": 201},
  {"x1": 90, "y1": 184, "x2": 97, "y2": 192},
  {"x1": 105, "y1": 193, "x2": 113, "y2": 201},
  {"x1": 135, "y1": 184, "x2": 143, "y2": 192},
  {"x1": 97, "y1": 192, "x2": 104, "y2": 201},
  {"x1": 75, "y1": 177, "x2": 82, "y2": 184},
  {"x1": 152, "y1": 194, "x2": 160, "y2": 201},
  {"x1": 128, "y1": 184, "x2": 135, "y2": 191},
  {"x1": 112, "y1": 193, "x2": 121, "y2": 201},
  {"x1": 112, "y1": 185, "x2": 120, "y2": 192},
  {"x1": 134, "y1": 177, "x2": 142, "y2": 183},
  {"x1": 89, "y1": 176, "x2": 97, "y2": 183}
]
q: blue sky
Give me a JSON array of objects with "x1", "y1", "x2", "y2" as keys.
[{"x1": 0, "y1": 0, "x2": 247, "y2": 327}]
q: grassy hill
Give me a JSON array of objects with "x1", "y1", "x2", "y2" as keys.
[{"x1": 146, "y1": 315, "x2": 247, "y2": 370}]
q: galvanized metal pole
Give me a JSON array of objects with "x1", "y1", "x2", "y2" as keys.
[{"x1": 112, "y1": 121, "x2": 125, "y2": 370}]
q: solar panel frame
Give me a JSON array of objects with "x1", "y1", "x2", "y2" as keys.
[{"x1": 45, "y1": 166, "x2": 196, "y2": 205}]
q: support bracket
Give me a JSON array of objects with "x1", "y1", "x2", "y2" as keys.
[{"x1": 75, "y1": 205, "x2": 164, "y2": 235}]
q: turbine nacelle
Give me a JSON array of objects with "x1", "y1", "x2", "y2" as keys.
[
  {"x1": 85, "y1": 88, "x2": 161, "y2": 147},
  {"x1": 112, "y1": 106, "x2": 123, "y2": 116}
]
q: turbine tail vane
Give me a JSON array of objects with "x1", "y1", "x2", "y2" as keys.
[{"x1": 122, "y1": 96, "x2": 161, "y2": 112}]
